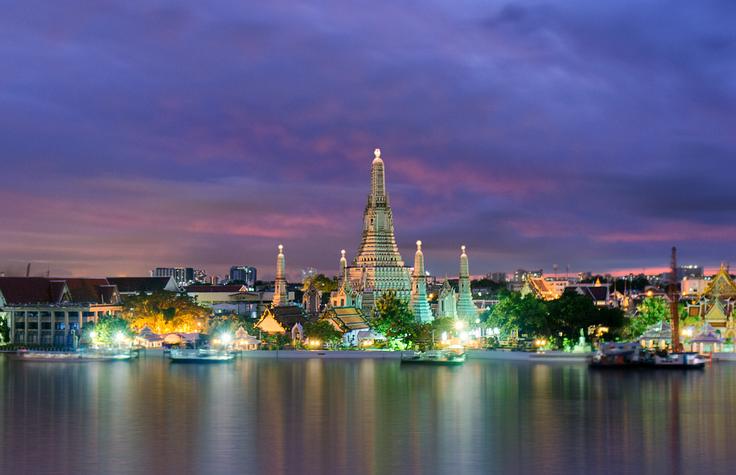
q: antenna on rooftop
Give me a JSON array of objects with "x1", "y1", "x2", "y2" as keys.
[{"x1": 26, "y1": 262, "x2": 31, "y2": 278}]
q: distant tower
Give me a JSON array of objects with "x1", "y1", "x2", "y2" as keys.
[
  {"x1": 456, "y1": 245, "x2": 476, "y2": 321},
  {"x1": 410, "y1": 241, "x2": 433, "y2": 322},
  {"x1": 272, "y1": 244, "x2": 288, "y2": 307}
]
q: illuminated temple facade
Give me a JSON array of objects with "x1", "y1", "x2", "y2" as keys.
[
  {"x1": 685, "y1": 265, "x2": 736, "y2": 338},
  {"x1": 346, "y1": 149, "x2": 412, "y2": 312},
  {"x1": 329, "y1": 148, "x2": 477, "y2": 322}
]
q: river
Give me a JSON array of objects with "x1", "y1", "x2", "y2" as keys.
[{"x1": 1, "y1": 353, "x2": 733, "y2": 474}]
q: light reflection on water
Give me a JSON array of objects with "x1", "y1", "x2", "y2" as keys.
[{"x1": 1, "y1": 354, "x2": 734, "y2": 475}]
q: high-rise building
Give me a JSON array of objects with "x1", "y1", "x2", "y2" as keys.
[
  {"x1": 229, "y1": 266, "x2": 257, "y2": 288},
  {"x1": 346, "y1": 148, "x2": 411, "y2": 311},
  {"x1": 151, "y1": 267, "x2": 194, "y2": 286},
  {"x1": 678, "y1": 265, "x2": 703, "y2": 280}
]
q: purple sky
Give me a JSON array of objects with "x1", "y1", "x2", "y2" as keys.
[{"x1": 1, "y1": 1, "x2": 735, "y2": 280}]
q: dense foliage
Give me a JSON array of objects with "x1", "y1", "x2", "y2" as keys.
[
  {"x1": 122, "y1": 291, "x2": 210, "y2": 334},
  {"x1": 488, "y1": 292, "x2": 625, "y2": 345},
  {"x1": 86, "y1": 315, "x2": 134, "y2": 346},
  {"x1": 304, "y1": 320, "x2": 343, "y2": 348},
  {"x1": 371, "y1": 292, "x2": 451, "y2": 350},
  {"x1": 0, "y1": 315, "x2": 10, "y2": 344}
]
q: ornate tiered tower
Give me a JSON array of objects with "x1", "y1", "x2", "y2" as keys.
[
  {"x1": 456, "y1": 245, "x2": 476, "y2": 321},
  {"x1": 410, "y1": 241, "x2": 433, "y2": 322},
  {"x1": 272, "y1": 244, "x2": 288, "y2": 307},
  {"x1": 348, "y1": 148, "x2": 411, "y2": 311}
]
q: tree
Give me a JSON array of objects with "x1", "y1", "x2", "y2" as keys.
[
  {"x1": 487, "y1": 292, "x2": 548, "y2": 339},
  {"x1": 87, "y1": 315, "x2": 134, "y2": 346},
  {"x1": 304, "y1": 320, "x2": 343, "y2": 348},
  {"x1": 0, "y1": 315, "x2": 9, "y2": 344},
  {"x1": 122, "y1": 291, "x2": 210, "y2": 334},
  {"x1": 371, "y1": 291, "x2": 421, "y2": 350},
  {"x1": 625, "y1": 296, "x2": 668, "y2": 338}
]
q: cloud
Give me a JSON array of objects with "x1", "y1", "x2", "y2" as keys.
[{"x1": 1, "y1": 0, "x2": 735, "y2": 278}]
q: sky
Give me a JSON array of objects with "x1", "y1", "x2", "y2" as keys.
[{"x1": 1, "y1": 0, "x2": 735, "y2": 280}]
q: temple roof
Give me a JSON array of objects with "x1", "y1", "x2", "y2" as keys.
[
  {"x1": 322, "y1": 306, "x2": 369, "y2": 332},
  {"x1": 700, "y1": 265, "x2": 736, "y2": 299}
]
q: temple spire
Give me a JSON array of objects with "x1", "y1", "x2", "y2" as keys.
[
  {"x1": 456, "y1": 245, "x2": 475, "y2": 321},
  {"x1": 350, "y1": 148, "x2": 410, "y2": 313},
  {"x1": 370, "y1": 147, "x2": 386, "y2": 205},
  {"x1": 272, "y1": 244, "x2": 288, "y2": 306},
  {"x1": 410, "y1": 240, "x2": 433, "y2": 322}
]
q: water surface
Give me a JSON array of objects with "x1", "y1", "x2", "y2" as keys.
[{"x1": 1, "y1": 354, "x2": 733, "y2": 474}]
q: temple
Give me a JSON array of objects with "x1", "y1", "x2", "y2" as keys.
[
  {"x1": 456, "y1": 245, "x2": 476, "y2": 321},
  {"x1": 347, "y1": 148, "x2": 411, "y2": 311},
  {"x1": 685, "y1": 264, "x2": 736, "y2": 338},
  {"x1": 410, "y1": 241, "x2": 433, "y2": 322}
]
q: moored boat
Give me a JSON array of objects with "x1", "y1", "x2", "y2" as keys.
[
  {"x1": 589, "y1": 342, "x2": 706, "y2": 369},
  {"x1": 169, "y1": 348, "x2": 234, "y2": 363},
  {"x1": 13, "y1": 348, "x2": 136, "y2": 362},
  {"x1": 401, "y1": 346, "x2": 466, "y2": 366}
]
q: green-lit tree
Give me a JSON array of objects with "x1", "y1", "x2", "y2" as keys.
[
  {"x1": 87, "y1": 315, "x2": 134, "y2": 346},
  {"x1": 625, "y1": 296, "x2": 669, "y2": 338},
  {"x1": 487, "y1": 292, "x2": 548, "y2": 339},
  {"x1": 0, "y1": 315, "x2": 10, "y2": 344},
  {"x1": 304, "y1": 320, "x2": 343, "y2": 348},
  {"x1": 371, "y1": 291, "x2": 421, "y2": 350}
]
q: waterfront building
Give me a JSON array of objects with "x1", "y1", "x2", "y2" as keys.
[
  {"x1": 682, "y1": 276, "x2": 708, "y2": 297},
  {"x1": 255, "y1": 305, "x2": 307, "y2": 339},
  {"x1": 346, "y1": 149, "x2": 411, "y2": 312},
  {"x1": 229, "y1": 266, "x2": 257, "y2": 288},
  {"x1": 233, "y1": 326, "x2": 261, "y2": 350},
  {"x1": 185, "y1": 284, "x2": 263, "y2": 318},
  {"x1": 456, "y1": 246, "x2": 476, "y2": 321},
  {"x1": 107, "y1": 276, "x2": 180, "y2": 296},
  {"x1": 409, "y1": 241, "x2": 433, "y2": 322},
  {"x1": 0, "y1": 277, "x2": 122, "y2": 346},
  {"x1": 437, "y1": 280, "x2": 457, "y2": 319},
  {"x1": 321, "y1": 306, "x2": 370, "y2": 346},
  {"x1": 272, "y1": 244, "x2": 289, "y2": 307}
]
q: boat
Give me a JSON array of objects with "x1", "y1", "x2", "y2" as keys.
[
  {"x1": 13, "y1": 348, "x2": 136, "y2": 362},
  {"x1": 401, "y1": 346, "x2": 466, "y2": 366},
  {"x1": 589, "y1": 342, "x2": 706, "y2": 369},
  {"x1": 169, "y1": 348, "x2": 234, "y2": 363}
]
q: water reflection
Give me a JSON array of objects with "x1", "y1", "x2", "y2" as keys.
[{"x1": 1, "y1": 355, "x2": 734, "y2": 474}]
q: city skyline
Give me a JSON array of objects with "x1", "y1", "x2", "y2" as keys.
[{"x1": 2, "y1": 1, "x2": 735, "y2": 279}]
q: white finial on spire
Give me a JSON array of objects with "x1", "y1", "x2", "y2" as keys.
[
  {"x1": 374, "y1": 148, "x2": 381, "y2": 159},
  {"x1": 461, "y1": 245, "x2": 466, "y2": 254},
  {"x1": 416, "y1": 240, "x2": 422, "y2": 250},
  {"x1": 341, "y1": 249, "x2": 346, "y2": 258},
  {"x1": 278, "y1": 244, "x2": 284, "y2": 253}
]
